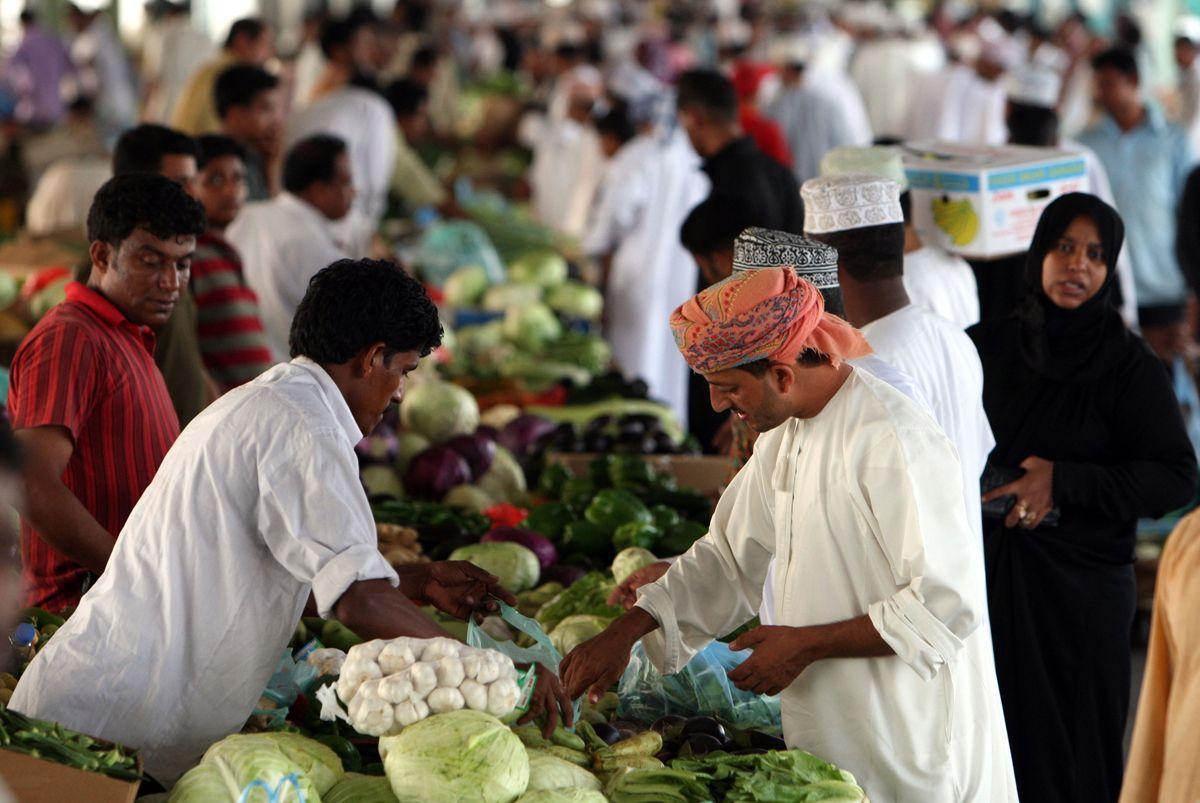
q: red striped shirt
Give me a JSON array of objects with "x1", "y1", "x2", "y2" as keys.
[
  {"x1": 8, "y1": 282, "x2": 179, "y2": 611},
  {"x1": 190, "y1": 232, "x2": 275, "y2": 390}
]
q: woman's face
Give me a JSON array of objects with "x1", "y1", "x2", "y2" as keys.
[{"x1": 1041, "y1": 214, "x2": 1107, "y2": 310}]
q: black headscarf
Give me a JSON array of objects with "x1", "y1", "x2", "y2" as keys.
[{"x1": 1017, "y1": 192, "x2": 1131, "y2": 382}]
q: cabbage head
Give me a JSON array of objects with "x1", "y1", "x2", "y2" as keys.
[
  {"x1": 525, "y1": 750, "x2": 602, "y2": 792},
  {"x1": 477, "y1": 446, "x2": 527, "y2": 505},
  {"x1": 324, "y1": 773, "x2": 398, "y2": 803},
  {"x1": 507, "y1": 251, "x2": 568, "y2": 289},
  {"x1": 400, "y1": 380, "x2": 480, "y2": 443},
  {"x1": 444, "y1": 265, "x2": 491, "y2": 307},
  {"x1": 516, "y1": 791, "x2": 607, "y2": 803},
  {"x1": 169, "y1": 734, "x2": 323, "y2": 803},
  {"x1": 443, "y1": 484, "x2": 495, "y2": 512},
  {"x1": 381, "y1": 710, "x2": 529, "y2": 802},
  {"x1": 394, "y1": 432, "x2": 431, "y2": 473},
  {"x1": 546, "y1": 282, "x2": 603, "y2": 321},
  {"x1": 483, "y1": 283, "x2": 543, "y2": 312},
  {"x1": 256, "y1": 732, "x2": 344, "y2": 795},
  {"x1": 503, "y1": 303, "x2": 563, "y2": 353},
  {"x1": 611, "y1": 547, "x2": 658, "y2": 586},
  {"x1": 549, "y1": 614, "x2": 612, "y2": 656},
  {"x1": 449, "y1": 542, "x2": 540, "y2": 593}
]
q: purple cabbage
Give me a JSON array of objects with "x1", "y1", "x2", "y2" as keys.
[
  {"x1": 540, "y1": 563, "x2": 588, "y2": 587},
  {"x1": 481, "y1": 527, "x2": 558, "y2": 570},
  {"x1": 498, "y1": 414, "x2": 557, "y2": 458},
  {"x1": 403, "y1": 446, "x2": 472, "y2": 501},
  {"x1": 355, "y1": 424, "x2": 399, "y2": 465},
  {"x1": 444, "y1": 432, "x2": 497, "y2": 481}
]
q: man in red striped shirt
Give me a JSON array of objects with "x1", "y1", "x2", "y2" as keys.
[
  {"x1": 7, "y1": 174, "x2": 206, "y2": 611},
  {"x1": 192, "y1": 135, "x2": 275, "y2": 390}
]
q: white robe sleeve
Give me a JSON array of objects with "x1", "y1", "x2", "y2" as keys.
[
  {"x1": 256, "y1": 430, "x2": 399, "y2": 617},
  {"x1": 635, "y1": 446, "x2": 775, "y2": 674},
  {"x1": 855, "y1": 427, "x2": 984, "y2": 681}
]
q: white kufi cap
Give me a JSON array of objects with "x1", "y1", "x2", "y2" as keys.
[{"x1": 801, "y1": 174, "x2": 904, "y2": 235}]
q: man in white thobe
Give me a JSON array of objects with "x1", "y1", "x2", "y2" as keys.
[
  {"x1": 820, "y1": 145, "x2": 980, "y2": 328},
  {"x1": 803, "y1": 174, "x2": 995, "y2": 587},
  {"x1": 228, "y1": 136, "x2": 354, "y2": 360},
  {"x1": 520, "y1": 79, "x2": 606, "y2": 240},
  {"x1": 10, "y1": 260, "x2": 571, "y2": 781},
  {"x1": 584, "y1": 117, "x2": 708, "y2": 428},
  {"x1": 562, "y1": 265, "x2": 1017, "y2": 802},
  {"x1": 286, "y1": 81, "x2": 397, "y2": 225},
  {"x1": 1174, "y1": 18, "x2": 1200, "y2": 155}
]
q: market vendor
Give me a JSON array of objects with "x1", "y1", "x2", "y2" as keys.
[
  {"x1": 561, "y1": 267, "x2": 1017, "y2": 801},
  {"x1": 11, "y1": 259, "x2": 572, "y2": 782},
  {"x1": 7, "y1": 173, "x2": 204, "y2": 612}
]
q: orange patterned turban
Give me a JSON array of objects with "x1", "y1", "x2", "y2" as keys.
[{"x1": 670, "y1": 267, "x2": 871, "y2": 374}]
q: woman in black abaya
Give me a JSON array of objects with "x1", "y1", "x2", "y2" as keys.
[{"x1": 968, "y1": 193, "x2": 1197, "y2": 803}]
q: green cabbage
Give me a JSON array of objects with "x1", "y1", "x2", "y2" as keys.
[
  {"x1": 449, "y1": 542, "x2": 540, "y2": 593},
  {"x1": 546, "y1": 282, "x2": 603, "y2": 320},
  {"x1": 444, "y1": 265, "x2": 491, "y2": 307},
  {"x1": 526, "y1": 750, "x2": 602, "y2": 792},
  {"x1": 516, "y1": 790, "x2": 607, "y2": 803},
  {"x1": 395, "y1": 432, "x2": 431, "y2": 473},
  {"x1": 548, "y1": 614, "x2": 612, "y2": 656},
  {"x1": 324, "y1": 773, "x2": 398, "y2": 803},
  {"x1": 170, "y1": 733, "x2": 335, "y2": 803},
  {"x1": 503, "y1": 303, "x2": 563, "y2": 352},
  {"x1": 400, "y1": 380, "x2": 480, "y2": 443},
  {"x1": 507, "y1": 251, "x2": 568, "y2": 288},
  {"x1": 483, "y1": 283, "x2": 543, "y2": 312},
  {"x1": 611, "y1": 547, "x2": 658, "y2": 585},
  {"x1": 256, "y1": 732, "x2": 344, "y2": 795},
  {"x1": 477, "y1": 447, "x2": 528, "y2": 506},
  {"x1": 362, "y1": 465, "x2": 405, "y2": 498},
  {"x1": 381, "y1": 710, "x2": 529, "y2": 802},
  {"x1": 443, "y1": 484, "x2": 496, "y2": 512}
]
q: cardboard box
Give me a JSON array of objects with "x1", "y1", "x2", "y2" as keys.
[
  {"x1": 0, "y1": 747, "x2": 141, "y2": 803},
  {"x1": 901, "y1": 142, "x2": 1089, "y2": 259},
  {"x1": 546, "y1": 453, "x2": 737, "y2": 497}
]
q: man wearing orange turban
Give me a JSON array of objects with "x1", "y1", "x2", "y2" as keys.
[{"x1": 562, "y1": 267, "x2": 1018, "y2": 801}]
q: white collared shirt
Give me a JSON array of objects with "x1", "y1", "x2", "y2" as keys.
[
  {"x1": 227, "y1": 192, "x2": 348, "y2": 361},
  {"x1": 11, "y1": 358, "x2": 397, "y2": 781}
]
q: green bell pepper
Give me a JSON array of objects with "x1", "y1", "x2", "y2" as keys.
[
  {"x1": 585, "y1": 488, "x2": 653, "y2": 534},
  {"x1": 612, "y1": 520, "x2": 661, "y2": 551}
]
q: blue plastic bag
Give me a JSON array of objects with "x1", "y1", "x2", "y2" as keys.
[
  {"x1": 414, "y1": 220, "x2": 505, "y2": 287},
  {"x1": 617, "y1": 640, "x2": 782, "y2": 734}
]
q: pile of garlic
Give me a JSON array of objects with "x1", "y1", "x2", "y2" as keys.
[{"x1": 335, "y1": 637, "x2": 522, "y2": 737}]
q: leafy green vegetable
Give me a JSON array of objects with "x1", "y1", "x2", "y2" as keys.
[
  {"x1": 611, "y1": 547, "x2": 658, "y2": 585},
  {"x1": 549, "y1": 614, "x2": 612, "y2": 656},
  {"x1": 524, "y1": 503, "x2": 574, "y2": 541},
  {"x1": 381, "y1": 710, "x2": 529, "y2": 803},
  {"x1": 603, "y1": 767, "x2": 712, "y2": 802},
  {"x1": 443, "y1": 484, "x2": 495, "y2": 513},
  {"x1": 400, "y1": 380, "x2": 481, "y2": 443},
  {"x1": 650, "y1": 505, "x2": 682, "y2": 532},
  {"x1": 516, "y1": 789, "x2": 607, "y2": 803},
  {"x1": 612, "y1": 521, "x2": 660, "y2": 552},
  {"x1": 561, "y1": 477, "x2": 598, "y2": 513},
  {"x1": 545, "y1": 281, "x2": 603, "y2": 320},
  {"x1": 535, "y1": 572, "x2": 622, "y2": 633},
  {"x1": 323, "y1": 772, "x2": 398, "y2": 803},
  {"x1": 444, "y1": 265, "x2": 491, "y2": 307},
  {"x1": 670, "y1": 749, "x2": 865, "y2": 802},
  {"x1": 503, "y1": 303, "x2": 563, "y2": 352},
  {"x1": 171, "y1": 733, "x2": 338, "y2": 802},
  {"x1": 508, "y1": 250, "x2": 569, "y2": 288},
  {"x1": 256, "y1": 731, "x2": 345, "y2": 795},
  {"x1": 585, "y1": 489, "x2": 652, "y2": 535},
  {"x1": 540, "y1": 332, "x2": 611, "y2": 373},
  {"x1": 371, "y1": 499, "x2": 490, "y2": 536},
  {"x1": 478, "y1": 446, "x2": 528, "y2": 506}
]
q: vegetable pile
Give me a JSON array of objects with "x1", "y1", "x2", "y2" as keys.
[
  {"x1": 169, "y1": 731, "x2": 343, "y2": 802},
  {"x1": 0, "y1": 704, "x2": 140, "y2": 781}
]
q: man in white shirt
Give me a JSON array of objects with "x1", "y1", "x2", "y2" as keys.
[
  {"x1": 141, "y1": 3, "x2": 214, "y2": 124},
  {"x1": 562, "y1": 265, "x2": 1017, "y2": 802},
  {"x1": 64, "y1": 4, "x2": 136, "y2": 145},
  {"x1": 1173, "y1": 18, "x2": 1200, "y2": 154},
  {"x1": 820, "y1": 145, "x2": 980, "y2": 328},
  {"x1": 228, "y1": 135, "x2": 354, "y2": 360},
  {"x1": 10, "y1": 260, "x2": 572, "y2": 781},
  {"x1": 584, "y1": 108, "x2": 708, "y2": 430},
  {"x1": 286, "y1": 54, "x2": 397, "y2": 225},
  {"x1": 803, "y1": 174, "x2": 995, "y2": 579}
]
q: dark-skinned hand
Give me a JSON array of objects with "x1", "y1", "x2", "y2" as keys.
[
  {"x1": 416, "y1": 561, "x2": 516, "y2": 622},
  {"x1": 727, "y1": 625, "x2": 826, "y2": 697},
  {"x1": 516, "y1": 662, "x2": 575, "y2": 738},
  {"x1": 606, "y1": 561, "x2": 670, "y2": 610},
  {"x1": 560, "y1": 629, "x2": 636, "y2": 704},
  {"x1": 981, "y1": 456, "x2": 1055, "y2": 530}
]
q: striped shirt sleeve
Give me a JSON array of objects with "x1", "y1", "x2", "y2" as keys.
[{"x1": 9, "y1": 321, "x2": 101, "y2": 442}]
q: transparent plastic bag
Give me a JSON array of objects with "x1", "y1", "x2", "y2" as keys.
[
  {"x1": 414, "y1": 220, "x2": 506, "y2": 288},
  {"x1": 617, "y1": 641, "x2": 782, "y2": 734},
  {"x1": 467, "y1": 602, "x2": 581, "y2": 724}
]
